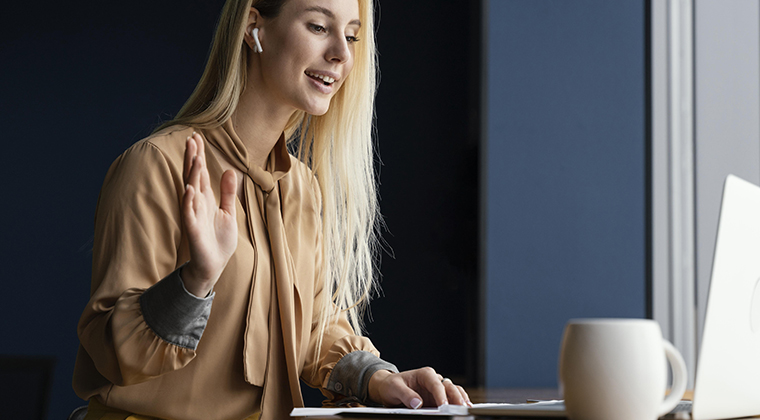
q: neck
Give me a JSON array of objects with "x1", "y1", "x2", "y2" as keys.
[{"x1": 231, "y1": 85, "x2": 296, "y2": 169}]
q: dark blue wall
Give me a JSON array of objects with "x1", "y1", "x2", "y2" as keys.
[{"x1": 484, "y1": 0, "x2": 648, "y2": 386}]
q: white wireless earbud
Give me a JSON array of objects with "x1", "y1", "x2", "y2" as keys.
[{"x1": 252, "y1": 28, "x2": 263, "y2": 53}]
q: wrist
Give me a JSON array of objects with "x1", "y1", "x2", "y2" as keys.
[
  {"x1": 180, "y1": 263, "x2": 215, "y2": 297},
  {"x1": 367, "y1": 369, "x2": 393, "y2": 404}
]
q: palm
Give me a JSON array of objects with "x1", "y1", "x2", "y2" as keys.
[{"x1": 180, "y1": 132, "x2": 238, "y2": 296}]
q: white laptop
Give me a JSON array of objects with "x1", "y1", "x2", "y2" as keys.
[
  {"x1": 470, "y1": 174, "x2": 760, "y2": 420},
  {"x1": 689, "y1": 174, "x2": 760, "y2": 419}
]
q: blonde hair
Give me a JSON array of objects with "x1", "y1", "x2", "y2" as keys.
[{"x1": 154, "y1": 0, "x2": 380, "y2": 361}]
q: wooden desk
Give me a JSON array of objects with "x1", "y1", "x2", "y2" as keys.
[
  {"x1": 467, "y1": 388, "x2": 561, "y2": 404},
  {"x1": 293, "y1": 388, "x2": 559, "y2": 419},
  {"x1": 292, "y1": 388, "x2": 701, "y2": 420}
]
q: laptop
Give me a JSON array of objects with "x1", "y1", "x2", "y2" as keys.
[{"x1": 470, "y1": 174, "x2": 760, "y2": 419}]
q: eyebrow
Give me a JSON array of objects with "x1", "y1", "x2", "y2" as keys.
[{"x1": 303, "y1": 6, "x2": 362, "y2": 27}]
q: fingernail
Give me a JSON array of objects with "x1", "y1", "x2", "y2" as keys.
[
  {"x1": 411, "y1": 398, "x2": 422, "y2": 409},
  {"x1": 443, "y1": 400, "x2": 448, "y2": 406},
  {"x1": 192, "y1": 131, "x2": 196, "y2": 135}
]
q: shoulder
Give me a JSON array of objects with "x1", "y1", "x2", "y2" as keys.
[
  {"x1": 288, "y1": 154, "x2": 316, "y2": 182},
  {"x1": 99, "y1": 125, "x2": 196, "y2": 207},
  {"x1": 287, "y1": 154, "x2": 322, "y2": 206},
  {"x1": 108, "y1": 125, "x2": 194, "y2": 176},
  {"x1": 140, "y1": 124, "x2": 195, "y2": 163}
]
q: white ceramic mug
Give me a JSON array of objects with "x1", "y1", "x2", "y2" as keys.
[{"x1": 559, "y1": 319, "x2": 687, "y2": 420}]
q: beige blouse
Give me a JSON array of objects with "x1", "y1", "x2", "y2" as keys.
[{"x1": 73, "y1": 122, "x2": 382, "y2": 420}]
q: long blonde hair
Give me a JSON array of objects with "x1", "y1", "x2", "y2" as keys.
[{"x1": 154, "y1": 0, "x2": 380, "y2": 357}]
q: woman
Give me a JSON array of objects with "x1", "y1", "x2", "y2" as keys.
[{"x1": 73, "y1": 0, "x2": 471, "y2": 418}]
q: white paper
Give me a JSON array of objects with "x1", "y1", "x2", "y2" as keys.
[
  {"x1": 290, "y1": 403, "x2": 470, "y2": 417},
  {"x1": 472, "y1": 400, "x2": 564, "y2": 409}
]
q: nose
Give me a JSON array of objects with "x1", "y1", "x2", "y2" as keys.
[{"x1": 326, "y1": 33, "x2": 351, "y2": 63}]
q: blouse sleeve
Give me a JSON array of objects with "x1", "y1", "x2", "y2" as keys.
[
  {"x1": 300, "y1": 175, "x2": 398, "y2": 404},
  {"x1": 77, "y1": 140, "x2": 210, "y2": 387}
]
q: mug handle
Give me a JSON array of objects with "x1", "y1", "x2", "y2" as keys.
[{"x1": 658, "y1": 339, "x2": 688, "y2": 416}]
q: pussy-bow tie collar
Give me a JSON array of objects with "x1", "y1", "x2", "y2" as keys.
[{"x1": 203, "y1": 119, "x2": 303, "y2": 419}]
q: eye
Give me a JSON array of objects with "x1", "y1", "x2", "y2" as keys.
[
  {"x1": 309, "y1": 23, "x2": 327, "y2": 34},
  {"x1": 346, "y1": 35, "x2": 360, "y2": 44}
]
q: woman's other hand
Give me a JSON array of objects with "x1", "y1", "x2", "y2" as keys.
[
  {"x1": 367, "y1": 367, "x2": 472, "y2": 409},
  {"x1": 180, "y1": 132, "x2": 238, "y2": 297}
]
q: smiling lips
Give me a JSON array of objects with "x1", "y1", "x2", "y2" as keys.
[{"x1": 305, "y1": 71, "x2": 337, "y2": 86}]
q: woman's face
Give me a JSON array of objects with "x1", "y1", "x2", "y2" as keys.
[{"x1": 253, "y1": 0, "x2": 361, "y2": 116}]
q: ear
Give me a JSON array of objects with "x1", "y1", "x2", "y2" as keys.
[{"x1": 243, "y1": 7, "x2": 264, "y2": 50}]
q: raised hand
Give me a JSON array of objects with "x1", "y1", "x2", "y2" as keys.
[
  {"x1": 367, "y1": 367, "x2": 472, "y2": 409},
  {"x1": 180, "y1": 132, "x2": 238, "y2": 297}
]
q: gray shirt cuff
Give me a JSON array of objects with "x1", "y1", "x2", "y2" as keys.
[
  {"x1": 139, "y1": 265, "x2": 214, "y2": 350},
  {"x1": 326, "y1": 350, "x2": 399, "y2": 404}
]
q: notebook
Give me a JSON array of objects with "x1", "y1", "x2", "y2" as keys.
[{"x1": 470, "y1": 174, "x2": 760, "y2": 420}]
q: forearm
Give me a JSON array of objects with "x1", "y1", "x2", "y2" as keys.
[
  {"x1": 79, "y1": 266, "x2": 214, "y2": 386},
  {"x1": 139, "y1": 265, "x2": 215, "y2": 350}
]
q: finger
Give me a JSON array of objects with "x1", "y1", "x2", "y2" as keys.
[
  {"x1": 193, "y1": 132, "x2": 211, "y2": 194},
  {"x1": 183, "y1": 136, "x2": 197, "y2": 182},
  {"x1": 188, "y1": 141, "x2": 203, "y2": 195},
  {"x1": 182, "y1": 184, "x2": 197, "y2": 227},
  {"x1": 457, "y1": 385, "x2": 472, "y2": 407},
  {"x1": 392, "y1": 382, "x2": 424, "y2": 409},
  {"x1": 418, "y1": 368, "x2": 447, "y2": 407},
  {"x1": 194, "y1": 131, "x2": 205, "y2": 157},
  {"x1": 219, "y1": 170, "x2": 237, "y2": 215},
  {"x1": 441, "y1": 379, "x2": 465, "y2": 405},
  {"x1": 439, "y1": 378, "x2": 464, "y2": 405},
  {"x1": 197, "y1": 150, "x2": 210, "y2": 196}
]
